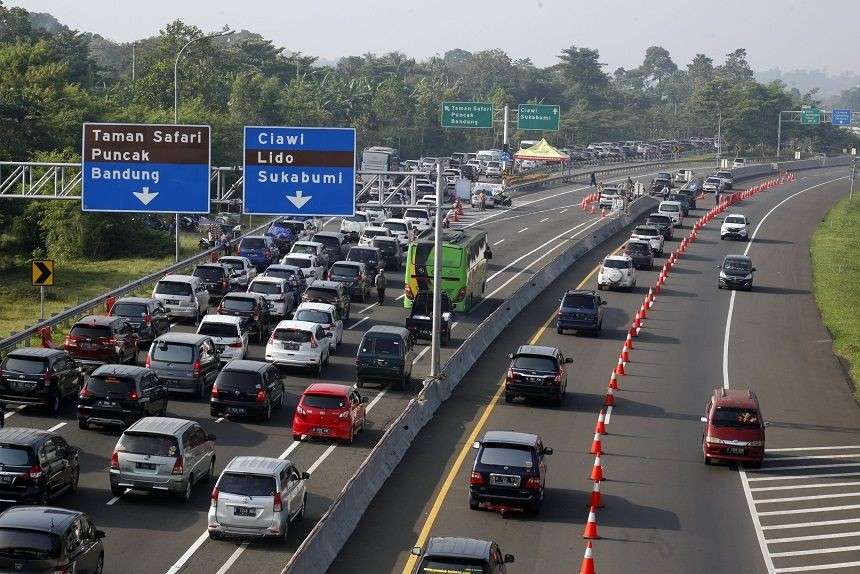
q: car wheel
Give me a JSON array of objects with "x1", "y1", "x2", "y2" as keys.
[
  {"x1": 527, "y1": 500, "x2": 542, "y2": 515},
  {"x1": 207, "y1": 458, "x2": 216, "y2": 482},
  {"x1": 78, "y1": 418, "x2": 88, "y2": 430},
  {"x1": 468, "y1": 493, "x2": 480, "y2": 510},
  {"x1": 181, "y1": 477, "x2": 193, "y2": 502},
  {"x1": 48, "y1": 389, "x2": 61, "y2": 415},
  {"x1": 356, "y1": 380, "x2": 364, "y2": 389},
  {"x1": 346, "y1": 424, "x2": 355, "y2": 445},
  {"x1": 196, "y1": 379, "x2": 205, "y2": 399},
  {"x1": 275, "y1": 387, "x2": 285, "y2": 410},
  {"x1": 597, "y1": 284, "x2": 603, "y2": 291},
  {"x1": 193, "y1": 308, "x2": 200, "y2": 325},
  {"x1": 717, "y1": 284, "x2": 723, "y2": 290},
  {"x1": 316, "y1": 361, "x2": 324, "y2": 377},
  {"x1": 208, "y1": 530, "x2": 223, "y2": 541},
  {"x1": 704, "y1": 454, "x2": 712, "y2": 466},
  {"x1": 35, "y1": 489, "x2": 49, "y2": 505}
]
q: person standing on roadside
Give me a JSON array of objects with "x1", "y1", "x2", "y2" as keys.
[
  {"x1": 219, "y1": 230, "x2": 230, "y2": 256},
  {"x1": 590, "y1": 172, "x2": 597, "y2": 187},
  {"x1": 479, "y1": 190, "x2": 486, "y2": 211},
  {"x1": 375, "y1": 268, "x2": 387, "y2": 305}
]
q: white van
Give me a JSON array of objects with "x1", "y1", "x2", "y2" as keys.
[
  {"x1": 152, "y1": 274, "x2": 209, "y2": 323},
  {"x1": 197, "y1": 314, "x2": 248, "y2": 363},
  {"x1": 658, "y1": 201, "x2": 684, "y2": 227}
]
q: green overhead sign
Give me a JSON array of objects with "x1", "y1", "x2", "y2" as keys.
[
  {"x1": 441, "y1": 102, "x2": 493, "y2": 128},
  {"x1": 517, "y1": 104, "x2": 560, "y2": 131},
  {"x1": 800, "y1": 107, "x2": 821, "y2": 125}
]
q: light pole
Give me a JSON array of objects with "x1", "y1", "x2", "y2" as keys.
[
  {"x1": 430, "y1": 163, "x2": 444, "y2": 379},
  {"x1": 173, "y1": 28, "x2": 234, "y2": 261},
  {"x1": 716, "y1": 106, "x2": 722, "y2": 169}
]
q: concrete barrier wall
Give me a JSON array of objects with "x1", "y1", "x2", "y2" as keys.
[{"x1": 283, "y1": 196, "x2": 659, "y2": 573}]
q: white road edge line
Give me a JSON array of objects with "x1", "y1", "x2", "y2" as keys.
[
  {"x1": 214, "y1": 542, "x2": 249, "y2": 574},
  {"x1": 517, "y1": 227, "x2": 528, "y2": 233},
  {"x1": 755, "y1": 492, "x2": 860, "y2": 504},
  {"x1": 3, "y1": 405, "x2": 26, "y2": 420},
  {"x1": 766, "y1": 445, "x2": 860, "y2": 452},
  {"x1": 762, "y1": 518, "x2": 860, "y2": 530},
  {"x1": 752, "y1": 480, "x2": 860, "y2": 492},
  {"x1": 767, "y1": 531, "x2": 860, "y2": 544},
  {"x1": 539, "y1": 217, "x2": 549, "y2": 223},
  {"x1": 757, "y1": 503, "x2": 860, "y2": 516},
  {"x1": 494, "y1": 239, "x2": 505, "y2": 246},
  {"x1": 747, "y1": 471, "x2": 860, "y2": 482},
  {"x1": 774, "y1": 560, "x2": 860, "y2": 572},
  {"x1": 46, "y1": 422, "x2": 66, "y2": 433},
  {"x1": 770, "y1": 545, "x2": 860, "y2": 559}
]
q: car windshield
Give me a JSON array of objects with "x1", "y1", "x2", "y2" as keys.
[
  {"x1": 364, "y1": 229, "x2": 388, "y2": 239},
  {"x1": 712, "y1": 407, "x2": 760, "y2": 429},
  {"x1": 405, "y1": 210, "x2": 428, "y2": 219},
  {"x1": 717, "y1": 172, "x2": 732, "y2": 178},
  {"x1": 220, "y1": 260, "x2": 244, "y2": 272},
  {"x1": 603, "y1": 259, "x2": 630, "y2": 269},
  {"x1": 347, "y1": 214, "x2": 367, "y2": 223},
  {"x1": 152, "y1": 342, "x2": 195, "y2": 364},
  {"x1": 249, "y1": 282, "x2": 281, "y2": 295},
  {"x1": 417, "y1": 558, "x2": 488, "y2": 574},
  {"x1": 0, "y1": 529, "x2": 61, "y2": 560},
  {"x1": 306, "y1": 287, "x2": 337, "y2": 300},
  {"x1": 707, "y1": 177, "x2": 721, "y2": 184},
  {"x1": 117, "y1": 432, "x2": 180, "y2": 457},
  {"x1": 283, "y1": 257, "x2": 311, "y2": 269},
  {"x1": 348, "y1": 250, "x2": 378, "y2": 264},
  {"x1": 198, "y1": 322, "x2": 239, "y2": 338},
  {"x1": 661, "y1": 204, "x2": 679, "y2": 212},
  {"x1": 215, "y1": 370, "x2": 263, "y2": 392},
  {"x1": 155, "y1": 281, "x2": 192, "y2": 296},
  {"x1": 302, "y1": 394, "x2": 346, "y2": 409},
  {"x1": 373, "y1": 239, "x2": 396, "y2": 253},
  {"x1": 724, "y1": 259, "x2": 752, "y2": 272},
  {"x1": 292, "y1": 244, "x2": 316, "y2": 255},
  {"x1": 384, "y1": 222, "x2": 407, "y2": 233},
  {"x1": 221, "y1": 297, "x2": 255, "y2": 312},
  {"x1": 194, "y1": 267, "x2": 224, "y2": 281},
  {"x1": 69, "y1": 324, "x2": 111, "y2": 339},
  {"x1": 312, "y1": 235, "x2": 340, "y2": 249},
  {"x1": 111, "y1": 302, "x2": 149, "y2": 318},
  {"x1": 725, "y1": 216, "x2": 745, "y2": 225},
  {"x1": 479, "y1": 445, "x2": 534, "y2": 468},
  {"x1": 487, "y1": 161, "x2": 500, "y2": 168},
  {"x1": 218, "y1": 473, "x2": 276, "y2": 497},
  {"x1": 85, "y1": 375, "x2": 135, "y2": 396},
  {"x1": 626, "y1": 243, "x2": 651, "y2": 255},
  {"x1": 272, "y1": 328, "x2": 312, "y2": 343},
  {"x1": 633, "y1": 226, "x2": 658, "y2": 236},
  {"x1": 1, "y1": 356, "x2": 47, "y2": 375},
  {"x1": 562, "y1": 294, "x2": 596, "y2": 309},
  {"x1": 360, "y1": 335, "x2": 402, "y2": 357},
  {"x1": 512, "y1": 355, "x2": 557, "y2": 371},
  {"x1": 241, "y1": 238, "x2": 266, "y2": 250},
  {"x1": 330, "y1": 264, "x2": 359, "y2": 278},
  {"x1": 295, "y1": 309, "x2": 332, "y2": 324},
  {"x1": 0, "y1": 446, "x2": 33, "y2": 466},
  {"x1": 647, "y1": 216, "x2": 670, "y2": 225}
]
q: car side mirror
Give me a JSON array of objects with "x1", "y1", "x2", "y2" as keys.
[
  {"x1": 564, "y1": 357, "x2": 573, "y2": 364},
  {"x1": 751, "y1": 267, "x2": 757, "y2": 272},
  {"x1": 208, "y1": 434, "x2": 217, "y2": 442},
  {"x1": 504, "y1": 554, "x2": 515, "y2": 564},
  {"x1": 543, "y1": 447, "x2": 553, "y2": 455},
  {"x1": 301, "y1": 471, "x2": 311, "y2": 480},
  {"x1": 411, "y1": 546, "x2": 422, "y2": 557},
  {"x1": 715, "y1": 264, "x2": 722, "y2": 269},
  {"x1": 95, "y1": 530, "x2": 107, "y2": 539},
  {"x1": 507, "y1": 353, "x2": 513, "y2": 359},
  {"x1": 472, "y1": 441, "x2": 481, "y2": 450},
  {"x1": 700, "y1": 416, "x2": 708, "y2": 423},
  {"x1": 764, "y1": 420, "x2": 771, "y2": 427},
  {"x1": 485, "y1": 248, "x2": 493, "y2": 260}
]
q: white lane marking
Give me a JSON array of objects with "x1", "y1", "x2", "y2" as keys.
[
  {"x1": 215, "y1": 542, "x2": 249, "y2": 574},
  {"x1": 106, "y1": 489, "x2": 130, "y2": 506},
  {"x1": 753, "y1": 481, "x2": 860, "y2": 492},
  {"x1": 604, "y1": 405, "x2": 613, "y2": 424},
  {"x1": 214, "y1": 417, "x2": 225, "y2": 423},
  {"x1": 755, "y1": 462, "x2": 860, "y2": 472},
  {"x1": 748, "y1": 471, "x2": 860, "y2": 482},
  {"x1": 359, "y1": 303, "x2": 377, "y2": 313},
  {"x1": 517, "y1": 227, "x2": 528, "y2": 233},
  {"x1": 494, "y1": 239, "x2": 506, "y2": 246},
  {"x1": 774, "y1": 561, "x2": 860, "y2": 573},
  {"x1": 768, "y1": 531, "x2": 860, "y2": 544},
  {"x1": 721, "y1": 290, "x2": 736, "y2": 390},
  {"x1": 560, "y1": 209, "x2": 569, "y2": 214},
  {"x1": 165, "y1": 532, "x2": 210, "y2": 574},
  {"x1": 351, "y1": 317, "x2": 371, "y2": 330},
  {"x1": 46, "y1": 422, "x2": 66, "y2": 432},
  {"x1": 278, "y1": 440, "x2": 301, "y2": 461},
  {"x1": 412, "y1": 347, "x2": 430, "y2": 365},
  {"x1": 763, "y1": 518, "x2": 860, "y2": 531},
  {"x1": 756, "y1": 492, "x2": 860, "y2": 504},
  {"x1": 738, "y1": 467, "x2": 775, "y2": 573},
  {"x1": 757, "y1": 503, "x2": 860, "y2": 516},
  {"x1": 539, "y1": 217, "x2": 549, "y2": 223},
  {"x1": 488, "y1": 219, "x2": 593, "y2": 282},
  {"x1": 4, "y1": 405, "x2": 26, "y2": 420},
  {"x1": 767, "y1": 445, "x2": 860, "y2": 452},
  {"x1": 307, "y1": 445, "x2": 338, "y2": 474},
  {"x1": 771, "y1": 546, "x2": 860, "y2": 559},
  {"x1": 765, "y1": 454, "x2": 860, "y2": 461}
]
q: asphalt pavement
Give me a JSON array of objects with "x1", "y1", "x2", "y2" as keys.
[{"x1": 329, "y1": 167, "x2": 856, "y2": 574}]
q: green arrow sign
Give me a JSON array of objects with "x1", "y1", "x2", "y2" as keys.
[
  {"x1": 517, "y1": 104, "x2": 560, "y2": 131},
  {"x1": 800, "y1": 107, "x2": 821, "y2": 125},
  {"x1": 441, "y1": 102, "x2": 493, "y2": 128}
]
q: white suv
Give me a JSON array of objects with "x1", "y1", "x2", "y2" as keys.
[
  {"x1": 197, "y1": 314, "x2": 248, "y2": 363},
  {"x1": 658, "y1": 201, "x2": 683, "y2": 227},
  {"x1": 265, "y1": 320, "x2": 330, "y2": 374},
  {"x1": 248, "y1": 276, "x2": 294, "y2": 319},
  {"x1": 630, "y1": 225, "x2": 664, "y2": 256},
  {"x1": 293, "y1": 302, "x2": 343, "y2": 352},
  {"x1": 152, "y1": 274, "x2": 209, "y2": 323},
  {"x1": 720, "y1": 213, "x2": 749, "y2": 241},
  {"x1": 339, "y1": 211, "x2": 369, "y2": 242},
  {"x1": 598, "y1": 254, "x2": 636, "y2": 291},
  {"x1": 359, "y1": 226, "x2": 391, "y2": 247}
]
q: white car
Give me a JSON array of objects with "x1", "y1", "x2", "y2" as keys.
[
  {"x1": 294, "y1": 302, "x2": 343, "y2": 352},
  {"x1": 152, "y1": 274, "x2": 209, "y2": 322},
  {"x1": 218, "y1": 256, "x2": 257, "y2": 289},
  {"x1": 339, "y1": 211, "x2": 369, "y2": 242},
  {"x1": 674, "y1": 169, "x2": 693, "y2": 183},
  {"x1": 703, "y1": 176, "x2": 724, "y2": 193},
  {"x1": 714, "y1": 170, "x2": 734, "y2": 190},
  {"x1": 281, "y1": 253, "x2": 324, "y2": 281},
  {"x1": 732, "y1": 157, "x2": 746, "y2": 169},
  {"x1": 359, "y1": 226, "x2": 391, "y2": 246},
  {"x1": 471, "y1": 191, "x2": 496, "y2": 208},
  {"x1": 630, "y1": 225, "x2": 664, "y2": 256},
  {"x1": 265, "y1": 319, "x2": 330, "y2": 374},
  {"x1": 720, "y1": 213, "x2": 749, "y2": 240},
  {"x1": 196, "y1": 314, "x2": 248, "y2": 363},
  {"x1": 597, "y1": 254, "x2": 636, "y2": 291},
  {"x1": 484, "y1": 161, "x2": 502, "y2": 178},
  {"x1": 248, "y1": 276, "x2": 295, "y2": 318},
  {"x1": 363, "y1": 202, "x2": 387, "y2": 224},
  {"x1": 290, "y1": 240, "x2": 327, "y2": 266},
  {"x1": 403, "y1": 208, "x2": 432, "y2": 233},
  {"x1": 382, "y1": 218, "x2": 414, "y2": 247},
  {"x1": 658, "y1": 201, "x2": 683, "y2": 227}
]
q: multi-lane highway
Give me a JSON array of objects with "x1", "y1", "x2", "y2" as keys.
[
  {"x1": 0, "y1": 163, "x2": 687, "y2": 574},
  {"x1": 330, "y1": 167, "x2": 856, "y2": 573}
]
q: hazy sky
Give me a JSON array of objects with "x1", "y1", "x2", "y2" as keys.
[{"x1": 10, "y1": 0, "x2": 859, "y2": 74}]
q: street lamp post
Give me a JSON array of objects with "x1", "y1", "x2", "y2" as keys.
[
  {"x1": 716, "y1": 106, "x2": 722, "y2": 169},
  {"x1": 172, "y1": 29, "x2": 233, "y2": 261}
]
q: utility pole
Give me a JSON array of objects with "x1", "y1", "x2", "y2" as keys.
[
  {"x1": 430, "y1": 163, "x2": 444, "y2": 379},
  {"x1": 502, "y1": 105, "x2": 509, "y2": 172},
  {"x1": 851, "y1": 156, "x2": 857, "y2": 201},
  {"x1": 716, "y1": 107, "x2": 722, "y2": 169}
]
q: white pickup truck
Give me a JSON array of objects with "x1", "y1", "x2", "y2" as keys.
[{"x1": 340, "y1": 211, "x2": 369, "y2": 242}]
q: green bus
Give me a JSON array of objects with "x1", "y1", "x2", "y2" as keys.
[{"x1": 403, "y1": 228, "x2": 491, "y2": 313}]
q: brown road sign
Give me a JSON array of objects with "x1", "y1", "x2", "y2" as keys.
[{"x1": 32, "y1": 260, "x2": 54, "y2": 286}]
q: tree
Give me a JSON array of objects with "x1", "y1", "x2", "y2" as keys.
[
  {"x1": 687, "y1": 53, "x2": 714, "y2": 89},
  {"x1": 639, "y1": 46, "x2": 677, "y2": 89},
  {"x1": 556, "y1": 45, "x2": 608, "y2": 107},
  {"x1": 718, "y1": 48, "x2": 754, "y2": 84}
]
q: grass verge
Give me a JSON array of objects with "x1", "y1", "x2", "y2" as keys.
[{"x1": 810, "y1": 195, "x2": 860, "y2": 397}]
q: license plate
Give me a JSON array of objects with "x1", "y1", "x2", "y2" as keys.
[
  {"x1": 283, "y1": 342, "x2": 300, "y2": 351},
  {"x1": 11, "y1": 381, "x2": 36, "y2": 392},
  {"x1": 233, "y1": 507, "x2": 255, "y2": 517},
  {"x1": 81, "y1": 342, "x2": 98, "y2": 351},
  {"x1": 489, "y1": 474, "x2": 521, "y2": 487},
  {"x1": 167, "y1": 299, "x2": 179, "y2": 305},
  {"x1": 98, "y1": 400, "x2": 118, "y2": 408},
  {"x1": 312, "y1": 427, "x2": 330, "y2": 434},
  {"x1": 227, "y1": 407, "x2": 245, "y2": 415},
  {"x1": 727, "y1": 447, "x2": 745, "y2": 455},
  {"x1": 136, "y1": 462, "x2": 156, "y2": 471}
]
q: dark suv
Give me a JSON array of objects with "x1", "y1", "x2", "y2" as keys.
[
  {"x1": 504, "y1": 345, "x2": 571, "y2": 405},
  {"x1": 193, "y1": 263, "x2": 232, "y2": 302},
  {"x1": 0, "y1": 507, "x2": 105, "y2": 574},
  {"x1": 624, "y1": 239, "x2": 655, "y2": 270},
  {"x1": 0, "y1": 348, "x2": 82, "y2": 414},
  {"x1": 718, "y1": 254, "x2": 755, "y2": 291},
  {"x1": 78, "y1": 365, "x2": 168, "y2": 429},
  {"x1": 210, "y1": 360, "x2": 285, "y2": 421},
  {"x1": 311, "y1": 231, "x2": 346, "y2": 267},
  {"x1": 556, "y1": 290, "x2": 605, "y2": 335},
  {"x1": 328, "y1": 261, "x2": 370, "y2": 302},
  {"x1": 63, "y1": 315, "x2": 138, "y2": 370},
  {"x1": 108, "y1": 297, "x2": 170, "y2": 344},
  {"x1": 146, "y1": 333, "x2": 221, "y2": 397},
  {"x1": 645, "y1": 213, "x2": 674, "y2": 239},
  {"x1": 346, "y1": 246, "x2": 381, "y2": 278},
  {"x1": 303, "y1": 280, "x2": 351, "y2": 320},
  {"x1": 410, "y1": 537, "x2": 514, "y2": 573},
  {"x1": 469, "y1": 430, "x2": 552, "y2": 514},
  {"x1": 217, "y1": 292, "x2": 272, "y2": 344},
  {"x1": 0, "y1": 428, "x2": 80, "y2": 503}
]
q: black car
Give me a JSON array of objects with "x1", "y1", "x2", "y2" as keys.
[
  {"x1": 108, "y1": 297, "x2": 170, "y2": 344},
  {"x1": 0, "y1": 348, "x2": 82, "y2": 414},
  {"x1": 356, "y1": 326, "x2": 415, "y2": 390},
  {"x1": 0, "y1": 428, "x2": 80, "y2": 504},
  {"x1": 556, "y1": 290, "x2": 605, "y2": 335},
  {"x1": 667, "y1": 193, "x2": 691, "y2": 216},
  {"x1": 675, "y1": 187, "x2": 698, "y2": 210},
  {"x1": 78, "y1": 365, "x2": 168, "y2": 430},
  {"x1": 718, "y1": 255, "x2": 756, "y2": 291},
  {"x1": 410, "y1": 537, "x2": 514, "y2": 574},
  {"x1": 372, "y1": 237, "x2": 403, "y2": 271},
  {"x1": 346, "y1": 246, "x2": 381, "y2": 277},
  {"x1": 63, "y1": 316, "x2": 139, "y2": 371},
  {"x1": 217, "y1": 292, "x2": 272, "y2": 344},
  {"x1": 624, "y1": 239, "x2": 655, "y2": 270},
  {"x1": 504, "y1": 345, "x2": 571, "y2": 405},
  {"x1": 303, "y1": 280, "x2": 351, "y2": 320},
  {"x1": 651, "y1": 176, "x2": 673, "y2": 194},
  {"x1": 406, "y1": 291, "x2": 454, "y2": 345},
  {"x1": 311, "y1": 231, "x2": 346, "y2": 268},
  {"x1": 328, "y1": 261, "x2": 371, "y2": 302},
  {"x1": 469, "y1": 430, "x2": 552, "y2": 514},
  {"x1": 146, "y1": 333, "x2": 221, "y2": 397},
  {"x1": 646, "y1": 213, "x2": 674, "y2": 239},
  {"x1": 210, "y1": 360, "x2": 285, "y2": 421},
  {"x1": 0, "y1": 506, "x2": 104, "y2": 574},
  {"x1": 193, "y1": 263, "x2": 232, "y2": 302}
]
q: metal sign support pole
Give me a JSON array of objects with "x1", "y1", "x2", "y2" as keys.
[
  {"x1": 39, "y1": 286, "x2": 45, "y2": 321},
  {"x1": 502, "y1": 105, "x2": 509, "y2": 171},
  {"x1": 430, "y1": 164, "x2": 443, "y2": 379},
  {"x1": 851, "y1": 157, "x2": 856, "y2": 201},
  {"x1": 776, "y1": 111, "x2": 783, "y2": 159}
]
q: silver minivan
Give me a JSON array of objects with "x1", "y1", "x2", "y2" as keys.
[
  {"x1": 109, "y1": 416, "x2": 216, "y2": 501},
  {"x1": 208, "y1": 456, "x2": 309, "y2": 541}
]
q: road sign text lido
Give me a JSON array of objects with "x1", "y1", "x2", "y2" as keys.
[
  {"x1": 81, "y1": 123, "x2": 211, "y2": 213},
  {"x1": 243, "y1": 126, "x2": 356, "y2": 216}
]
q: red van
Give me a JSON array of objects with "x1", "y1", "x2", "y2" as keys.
[
  {"x1": 701, "y1": 388, "x2": 766, "y2": 467},
  {"x1": 292, "y1": 383, "x2": 367, "y2": 443}
]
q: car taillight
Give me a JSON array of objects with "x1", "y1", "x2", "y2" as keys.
[
  {"x1": 338, "y1": 410, "x2": 350, "y2": 419},
  {"x1": 310, "y1": 337, "x2": 319, "y2": 349},
  {"x1": 273, "y1": 492, "x2": 283, "y2": 512},
  {"x1": 526, "y1": 476, "x2": 542, "y2": 490},
  {"x1": 193, "y1": 360, "x2": 202, "y2": 377},
  {"x1": 129, "y1": 390, "x2": 139, "y2": 401},
  {"x1": 145, "y1": 354, "x2": 151, "y2": 368},
  {"x1": 25, "y1": 465, "x2": 44, "y2": 479},
  {"x1": 172, "y1": 456, "x2": 184, "y2": 475},
  {"x1": 53, "y1": 564, "x2": 72, "y2": 574},
  {"x1": 143, "y1": 314, "x2": 152, "y2": 325},
  {"x1": 455, "y1": 287, "x2": 466, "y2": 302},
  {"x1": 265, "y1": 249, "x2": 272, "y2": 259},
  {"x1": 229, "y1": 341, "x2": 243, "y2": 348},
  {"x1": 221, "y1": 279, "x2": 228, "y2": 290},
  {"x1": 295, "y1": 404, "x2": 307, "y2": 415},
  {"x1": 64, "y1": 336, "x2": 74, "y2": 346},
  {"x1": 469, "y1": 471, "x2": 485, "y2": 485},
  {"x1": 211, "y1": 386, "x2": 219, "y2": 398},
  {"x1": 79, "y1": 386, "x2": 91, "y2": 399},
  {"x1": 256, "y1": 389, "x2": 267, "y2": 402},
  {"x1": 405, "y1": 284, "x2": 414, "y2": 300},
  {"x1": 210, "y1": 486, "x2": 219, "y2": 507},
  {"x1": 42, "y1": 370, "x2": 52, "y2": 383},
  {"x1": 110, "y1": 451, "x2": 119, "y2": 470},
  {"x1": 506, "y1": 368, "x2": 517, "y2": 381}
]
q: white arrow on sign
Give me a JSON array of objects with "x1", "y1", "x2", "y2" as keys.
[
  {"x1": 287, "y1": 190, "x2": 311, "y2": 209},
  {"x1": 133, "y1": 186, "x2": 159, "y2": 206}
]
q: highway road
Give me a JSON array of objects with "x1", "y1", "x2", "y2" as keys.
[
  {"x1": 0, "y1": 163, "x2": 690, "y2": 574},
  {"x1": 330, "y1": 167, "x2": 857, "y2": 574}
]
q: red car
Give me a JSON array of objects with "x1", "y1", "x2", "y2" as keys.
[
  {"x1": 292, "y1": 383, "x2": 367, "y2": 443},
  {"x1": 63, "y1": 315, "x2": 139, "y2": 371},
  {"x1": 701, "y1": 388, "x2": 766, "y2": 467}
]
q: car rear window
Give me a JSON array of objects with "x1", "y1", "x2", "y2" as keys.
[
  {"x1": 512, "y1": 355, "x2": 557, "y2": 371},
  {"x1": 272, "y1": 328, "x2": 312, "y2": 343},
  {"x1": 240, "y1": 238, "x2": 266, "y2": 250},
  {"x1": 647, "y1": 215, "x2": 670, "y2": 225},
  {"x1": 215, "y1": 370, "x2": 263, "y2": 392},
  {"x1": 85, "y1": 375, "x2": 135, "y2": 396},
  {"x1": 155, "y1": 281, "x2": 192, "y2": 296},
  {"x1": 218, "y1": 472, "x2": 276, "y2": 497},
  {"x1": 360, "y1": 335, "x2": 402, "y2": 357},
  {"x1": 405, "y1": 209, "x2": 428, "y2": 219},
  {"x1": 634, "y1": 226, "x2": 658, "y2": 236},
  {"x1": 312, "y1": 235, "x2": 340, "y2": 249},
  {"x1": 151, "y1": 342, "x2": 195, "y2": 364},
  {"x1": 603, "y1": 259, "x2": 630, "y2": 269},
  {"x1": 291, "y1": 244, "x2": 316, "y2": 255},
  {"x1": 626, "y1": 242, "x2": 651, "y2": 255},
  {"x1": 330, "y1": 264, "x2": 359, "y2": 278},
  {"x1": 712, "y1": 407, "x2": 760, "y2": 429},
  {"x1": 111, "y1": 302, "x2": 149, "y2": 318},
  {"x1": 347, "y1": 214, "x2": 367, "y2": 223},
  {"x1": 417, "y1": 558, "x2": 488, "y2": 574},
  {"x1": 69, "y1": 324, "x2": 112, "y2": 339},
  {"x1": 479, "y1": 445, "x2": 534, "y2": 468},
  {"x1": 249, "y1": 282, "x2": 281, "y2": 295},
  {"x1": 0, "y1": 445, "x2": 33, "y2": 466},
  {"x1": 724, "y1": 258, "x2": 752, "y2": 272},
  {"x1": 221, "y1": 297, "x2": 255, "y2": 312},
  {"x1": 384, "y1": 221, "x2": 408, "y2": 233},
  {"x1": 0, "y1": 528, "x2": 61, "y2": 560},
  {"x1": 198, "y1": 322, "x2": 239, "y2": 338},
  {"x1": 562, "y1": 294, "x2": 596, "y2": 309},
  {"x1": 194, "y1": 266, "x2": 224, "y2": 281},
  {"x1": 294, "y1": 309, "x2": 332, "y2": 324},
  {"x1": 660, "y1": 204, "x2": 679, "y2": 212},
  {"x1": 302, "y1": 394, "x2": 346, "y2": 409},
  {"x1": 373, "y1": 239, "x2": 396, "y2": 253},
  {"x1": 348, "y1": 249, "x2": 378, "y2": 264},
  {"x1": 725, "y1": 216, "x2": 745, "y2": 224},
  {"x1": 220, "y1": 259, "x2": 244, "y2": 272},
  {"x1": 117, "y1": 432, "x2": 180, "y2": 457},
  {"x1": 363, "y1": 229, "x2": 388, "y2": 239},
  {"x1": 283, "y1": 257, "x2": 311, "y2": 269},
  {"x1": 1, "y1": 356, "x2": 47, "y2": 375},
  {"x1": 305, "y1": 287, "x2": 337, "y2": 300}
]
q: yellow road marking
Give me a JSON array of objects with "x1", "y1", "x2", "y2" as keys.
[{"x1": 402, "y1": 240, "x2": 628, "y2": 571}]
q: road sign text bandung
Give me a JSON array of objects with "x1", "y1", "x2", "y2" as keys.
[
  {"x1": 832, "y1": 109, "x2": 853, "y2": 126},
  {"x1": 243, "y1": 126, "x2": 356, "y2": 216},
  {"x1": 81, "y1": 123, "x2": 211, "y2": 213},
  {"x1": 441, "y1": 102, "x2": 493, "y2": 128}
]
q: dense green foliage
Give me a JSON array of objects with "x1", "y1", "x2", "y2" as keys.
[{"x1": 0, "y1": 2, "x2": 856, "y2": 267}]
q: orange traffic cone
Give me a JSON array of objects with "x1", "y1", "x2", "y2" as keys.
[
  {"x1": 590, "y1": 205, "x2": 596, "y2": 214},
  {"x1": 590, "y1": 455, "x2": 605, "y2": 481},
  {"x1": 583, "y1": 505, "x2": 600, "y2": 539},
  {"x1": 587, "y1": 481, "x2": 604, "y2": 508},
  {"x1": 600, "y1": 208, "x2": 606, "y2": 218},
  {"x1": 625, "y1": 332, "x2": 634, "y2": 350},
  {"x1": 614, "y1": 356, "x2": 625, "y2": 376},
  {"x1": 595, "y1": 408, "x2": 607, "y2": 434},
  {"x1": 589, "y1": 432, "x2": 603, "y2": 455},
  {"x1": 579, "y1": 542, "x2": 597, "y2": 574},
  {"x1": 639, "y1": 303, "x2": 647, "y2": 319},
  {"x1": 604, "y1": 386, "x2": 616, "y2": 406},
  {"x1": 621, "y1": 347, "x2": 630, "y2": 364},
  {"x1": 608, "y1": 371, "x2": 619, "y2": 390}
]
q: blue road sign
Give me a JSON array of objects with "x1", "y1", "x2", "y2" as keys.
[
  {"x1": 81, "y1": 123, "x2": 210, "y2": 213},
  {"x1": 500, "y1": 152, "x2": 512, "y2": 162},
  {"x1": 243, "y1": 126, "x2": 356, "y2": 216},
  {"x1": 832, "y1": 109, "x2": 853, "y2": 126}
]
